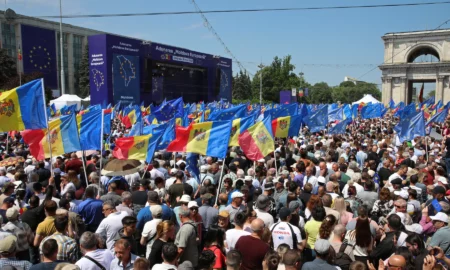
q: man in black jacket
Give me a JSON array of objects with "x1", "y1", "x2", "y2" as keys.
[{"x1": 370, "y1": 214, "x2": 407, "y2": 267}]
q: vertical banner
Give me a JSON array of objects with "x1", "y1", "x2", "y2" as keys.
[
  {"x1": 219, "y1": 67, "x2": 232, "y2": 101},
  {"x1": 152, "y1": 76, "x2": 164, "y2": 103},
  {"x1": 21, "y1": 24, "x2": 58, "y2": 88},
  {"x1": 280, "y1": 90, "x2": 292, "y2": 104},
  {"x1": 112, "y1": 54, "x2": 140, "y2": 105},
  {"x1": 89, "y1": 35, "x2": 109, "y2": 107}
]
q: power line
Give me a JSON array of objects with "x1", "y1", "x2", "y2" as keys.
[
  {"x1": 190, "y1": 0, "x2": 252, "y2": 76},
  {"x1": 36, "y1": 1, "x2": 450, "y2": 19},
  {"x1": 357, "y1": 18, "x2": 450, "y2": 80}
]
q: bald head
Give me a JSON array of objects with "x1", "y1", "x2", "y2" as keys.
[
  {"x1": 388, "y1": 255, "x2": 406, "y2": 268},
  {"x1": 250, "y1": 218, "x2": 265, "y2": 233},
  {"x1": 326, "y1": 182, "x2": 334, "y2": 192},
  {"x1": 71, "y1": 153, "x2": 78, "y2": 159}
]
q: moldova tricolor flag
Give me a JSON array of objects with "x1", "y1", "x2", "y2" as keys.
[
  {"x1": 229, "y1": 116, "x2": 255, "y2": 146},
  {"x1": 167, "y1": 121, "x2": 232, "y2": 158},
  {"x1": 113, "y1": 133, "x2": 162, "y2": 162},
  {"x1": 238, "y1": 116, "x2": 274, "y2": 161},
  {"x1": 272, "y1": 115, "x2": 302, "y2": 138},
  {"x1": 76, "y1": 109, "x2": 102, "y2": 151},
  {"x1": 21, "y1": 114, "x2": 81, "y2": 160},
  {"x1": 0, "y1": 79, "x2": 47, "y2": 133},
  {"x1": 122, "y1": 107, "x2": 137, "y2": 129}
]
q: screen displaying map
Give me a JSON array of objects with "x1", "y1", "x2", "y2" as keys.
[{"x1": 112, "y1": 54, "x2": 140, "y2": 105}]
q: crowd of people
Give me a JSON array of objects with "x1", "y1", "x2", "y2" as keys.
[{"x1": 0, "y1": 115, "x2": 449, "y2": 270}]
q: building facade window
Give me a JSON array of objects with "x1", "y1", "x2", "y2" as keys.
[
  {"x1": 1, "y1": 23, "x2": 16, "y2": 60},
  {"x1": 73, "y1": 35, "x2": 83, "y2": 93},
  {"x1": 56, "y1": 32, "x2": 69, "y2": 92}
]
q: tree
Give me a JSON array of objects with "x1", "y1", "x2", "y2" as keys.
[
  {"x1": 1, "y1": 71, "x2": 53, "y2": 104},
  {"x1": 0, "y1": 49, "x2": 17, "y2": 88},
  {"x1": 77, "y1": 44, "x2": 90, "y2": 98},
  {"x1": 232, "y1": 70, "x2": 252, "y2": 100},
  {"x1": 331, "y1": 81, "x2": 381, "y2": 104},
  {"x1": 308, "y1": 82, "x2": 333, "y2": 104},
  {"x1": 251, "y1": 55, "x2": 301, "y2": 103},
  {"x1": 427, "y1": 90, "x2": 436, "y2": 99}
]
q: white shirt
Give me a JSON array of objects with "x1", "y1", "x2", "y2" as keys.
[
  {"x1": 388, "y1": 173, "x2": 402, "y2": 184},
  {"x1": 152, "y1": 263, "x2": 178, "y2": 270},
  {"x1": 39, "y1": 197, "x2": 60, "y2": 206},
  {"x1": 75, "y1": 249, "x2": 114, "y2": 270},
  {"x1": 255, "y1": 208, "x2": 274, "y2": 228},
  {"x1": 304, "y1": 175, "x2": 318, "y2": 189},
  {"x1": 150, "y1": 168, "x2": 164, "y2": 180},
  {"x1": 270, "y1": 221, "x2": 302, "y2": 249},
  {"x1": 61, "y1": 182, "x2": 76, "y2": 196},
  {"x1": 125, "y1": 172, "x2": 140, "y2": 187},
  {"x1": 95, "y1": 211, "x2": 130, "y2": 252},
  {"x1": 225, "y1": 229, "x2": 251, "y2": 252},
  {"x1": 342, "y1": 182, "x2": 364, "y2": 198},
  {"x1": 165, "y1": 177, "x2": 176, "y2": 189},
  {"x1": 142, "y1": 218, "x2": 162, "y2": 258}
]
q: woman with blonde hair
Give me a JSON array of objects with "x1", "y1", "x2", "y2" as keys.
[
  {"x1": 333, "y1": 197, "x2": 353, "y2": 226},
  {"x1": 148, "y1": 220, "x2": 175, "y2": 269}
]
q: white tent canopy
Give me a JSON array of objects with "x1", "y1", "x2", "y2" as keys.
[
  {"x1": 82, "y1": 96, "x2": 90, "y2": 102},
  {"x1": 50, "y1": 94, "x2": 82, "y2": 110},
  {"x1": 352, "y1": 94, "x2": 380, "y2": 105}
]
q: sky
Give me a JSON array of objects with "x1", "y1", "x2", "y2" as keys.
[{"x1": 5, "y1": 0, "x2": 450, "y2": 92}]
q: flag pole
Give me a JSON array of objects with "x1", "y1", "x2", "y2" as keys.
[
  {"x1": 214, "y1": 161, "x2": 226, "y2": 206},
  {"x1": 99, "y1": 109, "x2": 104, "y2": 191},
  {"x1": 81, "y1": 150, "x2": 89, "y2": 187},
  {"x1": 425, "y1": 136, "x2": 429, "y2": 162},
  {"x1": 41, "y1": 79, "x2": 54, "y2": 176},
  {"x1": 274, "y1": 151, "x2": 279, "y2": 177},
  {"x1": 5, "y1": 133, "x2": 8, "y2": 154}
]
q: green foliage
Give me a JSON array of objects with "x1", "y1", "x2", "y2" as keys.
[
  {"x1": 232, "y1": 71, "x2": 252, "y2": 100},
  {"x1": 77, "y1": 44, "x2": 90, "y2": 98},
  {"x1": 427, "y1": 90, "x2": 436, "y2": 99},
  {"x1": 251, "y1": 55, "x2": 302, "y2": 103},
  {"x1": 0, "y1": 71, "x2": 53, "y2": 104},
  {"x1": 331, "y1": 82, "x2": 381, "y2": 104},
  {"x1": 308, "y1": 82, "x2": 333, "y2": 104},
  {"x1": 0, "y1": 49, "x2": 17, "y2": 88},
  {"x1": 232, "y1": 98, "x2": 272, "y2": 104}
]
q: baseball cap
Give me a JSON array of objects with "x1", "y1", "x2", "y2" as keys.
[
  {"x1": 430, "y1": 212, "x2": 448, "y2": 223},
  {"x1": 264, "y1": 182, "x2": 275, "y2": 191},
  {"x1": 438, "y1": 177, "x2": 448, "y2": 185},
  {"x1": 5, "y1": 208, "x2": 18, "y2": 220},
  {"x1": 405, "y1": 224, "x2": 423, "y2": 234},
  {"x1": 170, "y1": 168, "x2": 178, "y2": 174},
  {"x1": 314, "y1": 239, "x2": 330, "y2": 254},
  {"x1": 218, "y1": 210, "x2": 230, "y2": 219},
  {"x1": 150, "y1": 205, "x2": 163, "y2": 217},
  {"x1": 244, "y1": 176, "x2": 253, "y2": 181},
  {"x1": 188, "y1": 201, "x2": 199, "y2": 209},
  {"x1": 317, "y1": 176, "x2": 326, "y2": 184},
  {"x1": 0, "y1": 235, "x2": 16, "y2": 253},
  {"x1": 394, "y1": 190, "x2": 409, "y2": 200},
  {"x1": 281, "y1": 170, "x2": 289, "y2": 176},
  {"x1": 179, "y1": 194, "x2": 191, "y2": 203},
  {"x1": 279, "y1": 207, "x2": 292, "y2": 220},
  {"x1": 231, "y1": 192, "x2": 244, "y2": 199},
  {"x1": 257, "y1": 159, "x2": 265, "y2": 163}
]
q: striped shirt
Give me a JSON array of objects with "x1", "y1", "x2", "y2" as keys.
[
  {"x1": 3, "y1": 221, "x2": 33, "y2": 252},
  {"x1": 39, "y1": 232, "x2": 78, "y2": 262},
  {"x1": 0, "y1": 258, "x2": 32, "y2": 270}
]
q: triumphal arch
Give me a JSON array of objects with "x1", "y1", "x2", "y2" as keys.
[{"x1": 379, "y1": 29, "x2": 450, "y2": 104}]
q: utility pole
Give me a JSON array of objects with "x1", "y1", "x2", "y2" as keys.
[
  {"x1": 258, "y1": 63, "x2": 265, "y2": 104},
  {"x1": 59, "y1": 0, "x2": 65, "y2": 95}
]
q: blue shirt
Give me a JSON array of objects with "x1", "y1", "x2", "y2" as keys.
[
  {"x1": 136, "y1": 204, "x2": 173, "y2": 230},
  {"x1": 77, "y1": 198, "x2": 104, "y2": 226}
]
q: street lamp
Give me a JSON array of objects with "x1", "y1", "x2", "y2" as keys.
[
  {"x1": 59, "y1": 0, "x2": 65, "y2": 95},
  {"x1": 258, "y1": 63, "x2": 265, "y2": 104}
]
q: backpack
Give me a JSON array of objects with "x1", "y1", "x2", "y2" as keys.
[{"x1": 334, "y1": 243, "x2": 354, "y2": 270}]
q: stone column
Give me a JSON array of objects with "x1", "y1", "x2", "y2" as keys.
[
  {"x1": 400, "y1": 77, "x2": 408, "y2": 103},
  {"x1": 382, "y1": 76, "x2": 393, "y2": 104},
  {"x1": 437, "y1": 75, "x2": 445, "y2": 102}
]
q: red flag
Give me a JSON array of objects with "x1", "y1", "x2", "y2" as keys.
[{"x1": 418, "y1": 82, "x2": 424, "y2": 103}]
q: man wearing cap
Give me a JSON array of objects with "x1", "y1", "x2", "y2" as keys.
[
  {"x1": 302, "y1": 239, "x2": 335, "y2": 270},
  {"x1": 426, "y1": 186, "x2": 450, "y2": 216},
  {"x1": 3, "y1": 208, "x2": 33, "y2": 260},
  {"x1": 141, "y1": 205, "x2": 163, "y2": 258},
  {"x1": 243, "y1": 176, "x2": 256, "y2": 201},
  {"x1": 5, "y1": 166, "x2": 15, "y2": 181},
  {"x1": 175, "y1": 207, "x2": 198, "y2": 267},
  {"x1": 199, "y1": 165, "x2": 214, "y2": 186},
  {"x1": 254, "y1": 195, "x2": 274, "y2": 228},
  {"x1": 199, "y1": 193, "x2": 218, "y2": 233},
  {"x1": 225, "y1": 192, "x2": 245, "y2": 224},
  {"x1": 0, "y1": 235, "x2": 32, "y2": 269},
  {"x1": 429, "y1": 212, "x2": 450, "y2": 256},
  {"x1": 257, "y1": 182, "x2": 277, "y2": 220},
  {"x1": 273, "y1": 177, "x2": 287, "y2": 204},
  {"x1": 270, "y1": 207, "x2": 302, "y2": 250}
]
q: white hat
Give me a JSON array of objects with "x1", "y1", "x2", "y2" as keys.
[
  {"x1": 405, "y1": 224, "x2": 423, "y2": 234},
  {"x1": 394, "y1": 190, "x2": 409, "y2": 200},
  {"x1": 257, "y1": 159, "x2": 265, "y2": 163},
  {"x1": 170, "y1": 168, "x2": 178, "y2": 174},
  {"x1": 179, "y1": 195, "x2": 191, "y2": 203},
  {"x1": 200, "y1": 165, "x2": 208, "y2": 173},
  {"x1": 438, "y1": 177, "x2": 448, "y2": 185},
  {"x1": 244, "y1": 176, "x2": 253, "y2": 181},
  {"x1": 188, "y1": 201, "x2": 199, "y2": 209},
  {"x1": 231, "y1": 192, "x2": 244, "y2": 199},
  {"x1": 395, "y1": 212, "x2": 406, "y2": 224},
  {"x1": 430, "y1": 212, "x2": 449, "y2": 223},
  {"x1": 318, "y1": 176, "x2": 326, "y2": 184},
  {"x1": 367, "y1": 170, "x2": 375, "y2": 177},
  {"x1": 300, "y1": 145, "x2": 307, "y2": 149}
]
